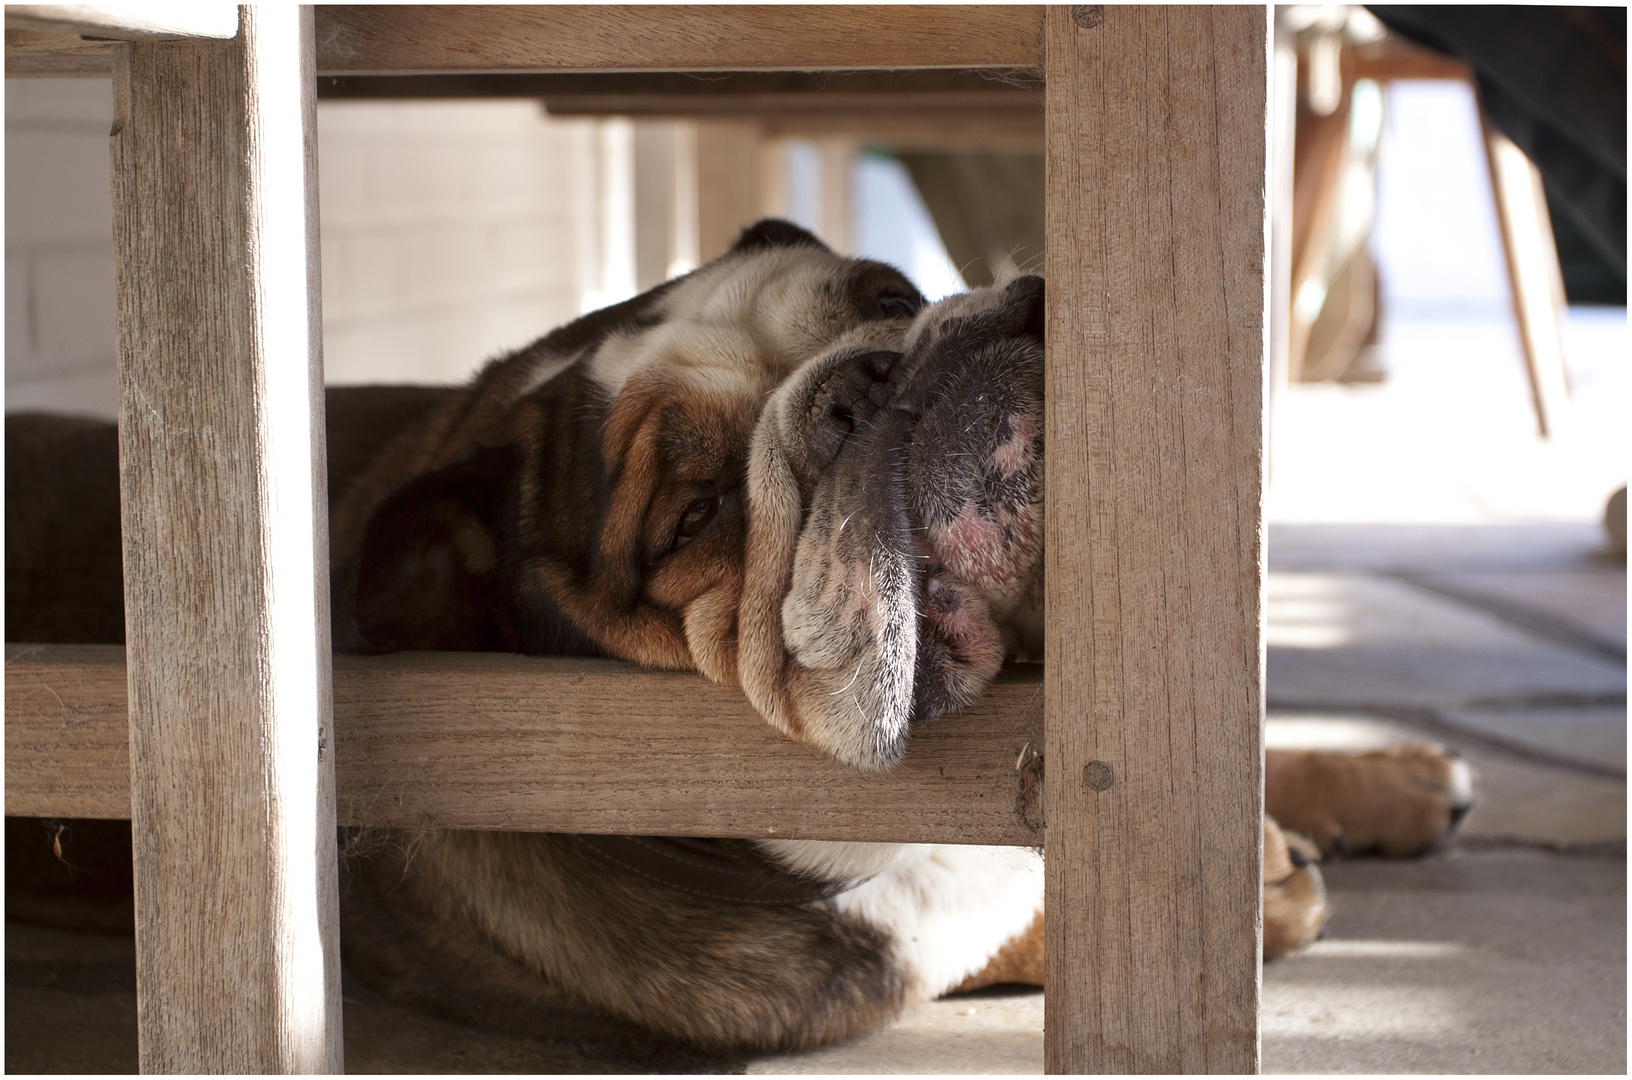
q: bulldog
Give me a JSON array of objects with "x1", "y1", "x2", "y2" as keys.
[{"x1": 6, "y1": 221, "x2": 1474, "y2": 1056}]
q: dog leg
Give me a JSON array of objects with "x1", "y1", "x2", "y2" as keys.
[
  {"x1": 1266, "y1": 744, "x2": 1476, "y2": 857},
  {"x1": 948, "y1": 910, "x2": 1044, "y2": 992},
  {"x1": 947, "y1": 813, "x2": 1332, "y2": 988},
  {"x1": 1263, "y1": 815, "x2": 1330, "y2": 959}
]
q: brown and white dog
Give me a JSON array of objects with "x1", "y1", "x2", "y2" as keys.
[{"x1": 6, "y1": 221, "x2": 1474, "y2": 1056}]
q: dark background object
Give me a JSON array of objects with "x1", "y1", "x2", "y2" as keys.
[
  {"x1": 895, "y1": 150, "x2": 1044, "y2": 289},
  {"x1": 1546, "y1": 181, "x2": 1627, "y2": 305},
  {"x1": 1366, "y1": 5, "x2": 1626, "y2": 301}
]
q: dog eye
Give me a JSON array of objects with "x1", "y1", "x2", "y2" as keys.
[
  {"x1": 670, "y1": 494, "x2": 719, "y2": 552},
  {"x1": 876, "y1": 290, "x2": 920, "y2": 318}
]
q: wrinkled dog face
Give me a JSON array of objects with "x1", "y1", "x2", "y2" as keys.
[
  {"x1": 336, "y1": 222, "x2": 1043, "y2": 776},
  {"x1": 739, "y1": 276, "x2": 1046, "y2": 770}
]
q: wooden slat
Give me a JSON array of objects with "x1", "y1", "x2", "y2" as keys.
[
  {"x1": 315, "y1": 68, "x2": 1045, "y2": 102},
  {"x1": 4, "y1": 28, "x2": 113, "y2": 75},
  {"x1": 110, "y1": 6, "x2": 341, "y2": 1072},
  {"x1": 6, "y1": 647, "x2": 1047, "y2": 844},
  {"x1": 1350, "y1": 35, "x2": 1471, "y2": 82},
  {"x1": 4, "y1": 645, "x2": 131, "y2": 817},
  {"x1": 1481, "y1": 119, "x2": 1572, "y2": 437},
  {"x1": 311, "y1": 5, "x2": 1045, "y2": 75},
  {"x1": 8, "y1": 7, "x2": 1046, "y2": 77},
  {"x1": 1043, "y1": 7, "x2": 1266, "y2": 1073},
  {"x1": 5, "y1": 4, "x2": 237, "y2": 41}
]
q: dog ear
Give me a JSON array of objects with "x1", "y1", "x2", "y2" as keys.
[
  {"x1": 344, "y1": 446, "x2": 514, "y2": 653},
  {"x1": 730, "y1": 218, "x2": 830, "y2": 254},
  {"x1": 1000, "y1": 274, "x2": 1046, "y2": 340}
]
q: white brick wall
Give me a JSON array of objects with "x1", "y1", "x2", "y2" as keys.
[
  {"x1": 315, "y1": 98, "x2": 600, "y2": 385},
  {"x1": 5, "y1": 82, "x2": 669, "y2": 416}
]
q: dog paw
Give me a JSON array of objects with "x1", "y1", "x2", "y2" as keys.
[
  {"x1": 1266, "y1": 743, "x2": 1476, "y2": 858},
  {"x1": 1263, "y1": 816, "x2": 1329, "y2": 960}
]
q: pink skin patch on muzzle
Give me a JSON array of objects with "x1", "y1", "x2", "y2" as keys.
[
  {"x1": 992, "y1": 410, "x2": 1039, "y2": 480},
  {"x1": 922, "y1": 573, "x2": 1005, "y2": 682}
]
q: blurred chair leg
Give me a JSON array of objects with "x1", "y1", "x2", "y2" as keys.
[{"x1": 1481, "y1": 112, "x2": 1571, "y2": 437}]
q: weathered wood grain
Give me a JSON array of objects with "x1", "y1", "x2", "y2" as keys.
[
  {"x1": 4, "y1": 644, "x2": 132, "y2": 818},
  {"x1": 6, "y1": 647, "x2": 1047, "y2": 845},
  {"x1": 1043, "y1": 6, "x2": 1268, "y2": 1073},
  {"x1": 8, "y1": 7, "x2": 1046, "y2": 77},
  {"x1": 110, "y1": 7, "x2": 341, "y2": 1071},
  {"x1": 311, "y1": 5, "x2": 1045, "y2": 76}
]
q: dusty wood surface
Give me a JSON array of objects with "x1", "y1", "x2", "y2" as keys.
[
  {"x1": 1043, "y1": 6, "x2": 1267, "y2": 1073},
  {"x1": 110, "y1": 7, "x2": 341, "y2": 1072},
  {"x1": 311, "y1": 5, "x2": 1045, "y2": 76},
  {"x1": 6, "y1": 647, "x2": 1047, "y2": 845},
  {"x1": 1481, "y1": 121, "x2": 1571, "y2": 437},
  {"x1": 5, "y1": 4, "x2": 237, "y2": 41}
]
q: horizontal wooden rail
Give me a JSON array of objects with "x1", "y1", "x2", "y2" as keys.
[
  {"x1": 6, "y1": 644, "x2": 1046, "y2": 845},
  {"x1": 5, "y1": 4, "x2": 238, "y2": 41},
  {"x1": 7, "y1": 5, "x2": 1046, "y2": 77},
  {"x1": 312, "y1": 5, "x2": 1045, "y2": 76}
]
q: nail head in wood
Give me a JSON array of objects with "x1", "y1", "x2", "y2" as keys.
[
  {"x1": 1083, "y1": 760, "x2": 1114, "y2": 792},
  {"x1": 1070, "y1": 6, "x2": 1104, "y2": 30}
]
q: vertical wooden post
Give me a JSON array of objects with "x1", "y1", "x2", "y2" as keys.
[
  {"x1": 696, "y1": 119, "x2": 766, "y2": 260},
  {"x1": 1481, "y1": 117, "x2": 1572, "y2": 437},
  {"x1": 1043, "y1": 6, "x2": 1267, "y2": 1073},
  {"x1": 111, "y1": 5, "x2": 342, "y2": 1071},
  {"x1": 817, "y1": 136, "x2": 856, "y2": 253}
]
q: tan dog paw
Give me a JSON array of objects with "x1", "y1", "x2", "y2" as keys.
[
  {"x1": 1264, "y1": 816, "x2": 1329, "y2": 960},
  {"x1": 1266, "y1": 743, "x2": 1476, "y2": 858}
]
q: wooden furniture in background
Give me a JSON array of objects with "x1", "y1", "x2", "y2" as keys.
[
  {"x1": 5, "y1": 5, "x2": 1270, "y2": 1073},
  {"x1": 1287, "y1": 30, "x2": 1572, "y2": 435}
]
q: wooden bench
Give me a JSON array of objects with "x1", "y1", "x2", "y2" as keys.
[{"x1": 5, "y1": 6, "x2": 1269, "y2": 1072}]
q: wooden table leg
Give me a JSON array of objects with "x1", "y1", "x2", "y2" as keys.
[
  {"x1": 110, "y1": 5, "x2": 341, "y2": 1071},
  {"x1": 1043, "y1": 7, "x2": 1268, "y2": 1072},
  {"x1": 1481, "y1": 115, "x2": 1572, "y2": 438}
]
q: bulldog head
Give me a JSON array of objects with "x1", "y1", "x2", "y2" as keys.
[
  {"x1": 333, "y1": 221, "x2": 1043, "y2": 773},
  {"x1": 737, "y1": 274, "x2": 1046, "y2": 770},
  {"x1": 333, "y1": 221, "x2": 925, "y2": 679}
]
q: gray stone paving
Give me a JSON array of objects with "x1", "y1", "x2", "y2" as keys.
[{"x1": 1261, "y1": 850, "x2": 1625, "y2": 1075}]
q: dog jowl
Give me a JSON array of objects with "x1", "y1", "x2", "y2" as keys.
[{"x1": 738, "y1": 274, "x2": 1047, "y2": 770}]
